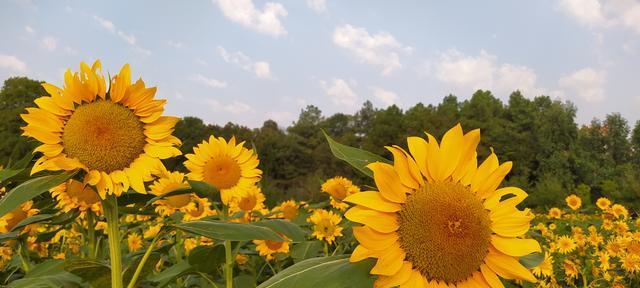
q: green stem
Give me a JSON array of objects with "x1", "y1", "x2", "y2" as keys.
[
  {"x1": 224, "y1": 240, "x2": 233, "y2": 288},
  {"x1": 103, "y1": 195, "x2": 123, "y2": 288},
  {"x1": 18, "y1": 243, "x2": 30, "y2": 272},
  {"x1": 323, "y1": 242, "x2": 329, "y2": 256},
  {"x1": 127, "y1": 232, "x2": 160, "y2": 288},
  {"x1": 87, "y1": 210, "x2": 96, "y2": 259}
]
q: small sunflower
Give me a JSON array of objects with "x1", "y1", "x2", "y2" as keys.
[
  {"x1": 344, "y1": 124, "x2": 539, "y2": 287},
  {"x1": 50, "y1": 179, "x2": 101, "y2": 215},
  {"x1": 127, "y1": 232, "x2": 143, "y2": 252},
  {"x1": 532, "y1": 252, "x2": 554, "y2": 278},
  {"x1": 228, "y1": 185, "x2": 267, "y2": 222},
  {"x1": 149, "y1": 171, "x2": 193, "y2": 216},
  {"x1": 307, "y1": 209, "x2": 343, "y2": 245},
  {"x1": 556, "y1": 236, "x2": 577, "y2": 254},
  {"x1": 0, "y1": 201, "x2": 39, "y2": 233},
  {"x1": 596, "y1": 197, "x2": 611, "y2": 210},
  {"x1": 565, "y1": 194, "x2": 581, "y2": 211},
  {"x1": 611, "y1": 204, "x2": 628, "y2": 219},
  {"x1": 184, "y1": 136, "x2": 261, "y2": 205},
  {"x1": 20, "y1": 60, "x2": 181, "y2": 198},
  {"x1": 563, "y1": 259, "x2": 579, "y2": 279},
  {"x1": 548, "y1": 207, "x2": 562, "y2": 219},
  {"x1": 621, "y1": 254, "x2": 640, "y2": 273},
  {"x1": 182, "y1": 196, "x2": 217, "y2": 221},
  {"x1": 253, "y1": 234, "x2": 290, "y2": 261},
  {"x1": 321, "y1": 176, "x2": 360, "y2": 211},
  {"x1": 271, "y1": 200, "x2": 300, "y2": 221}
]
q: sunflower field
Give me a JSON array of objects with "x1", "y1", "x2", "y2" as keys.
[{"x1": 0, "y1": 60, "x2": 638, "y2": 288}]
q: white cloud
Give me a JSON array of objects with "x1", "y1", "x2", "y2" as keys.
[
  {"x1": 306, "y1": 0, "x2": 326, "y2": 13},
  {"x1": 217, "y1": 46, "x2": 272, "y2": 79},
  {"x1": 622, "y1": 5, "x2": 640, "y2": 34},
  {"x1": 333, "y1": 24, "x2": 412, "y2": 75},
  {"x1": 24, "y1": 25, "x2": 35, "y2": 34},
  {"x1": 558, "y1": 0, "x2": 607, "y2": 26},
  {"x1": 207, "y1": 99, "x2": 252, "y2": 114},
  {"x1": 214, "y1": 0, "x2": 287, "y2": 37},
  {"x1": 93, "y1": 15, "x2": 150, "y2": 55},
  {"x1": 557, "y1": 0, "x2": 640, "y2": 34},
  {"x1": 0, "y1": 55, "x2": 27, "y2": 72},
  {"x1": 41, "y1": 36, "x2": 57, "y2": 51},
  {"x1": 192, "y1": 74, "x2": 228, "y2": 88},
  {"x1": 435, "y1": 49, "x2": 548, "y2": 98},
  {"x1": 559, "y1": 68, "x2": 606, "y2": 103},
  {"x1": 371, "y1": 87, "x2": 398, "y2": 106},
  {"x1": 321, "y1": 78, "x2": 358, "y2": 107},
  {"x1": 167, "y1": 40, "x2": 184, "y2": 49}
]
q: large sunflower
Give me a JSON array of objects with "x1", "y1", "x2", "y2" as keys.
[
  {"x1": 184, "y1": 136, "x2": 261, "y2": 204},
  {"x1": 344, "y1": 124, "x2": 540, "y2": 287},
  {"x1": 21, "y1": 60, "x2": 181, "y2": 198}
]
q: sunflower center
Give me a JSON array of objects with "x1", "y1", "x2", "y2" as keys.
[
  {"x1": 316, "y1": 219, "x2": 335, "y2": 236},
  {"x1": 397, "y1": 181, "x2": 492, "y2": 284},
  {"x1": 238, "y1": 196, "x2": 257, "y2": 211},
  {"x1": 165, "y1": 194, "x2": 192, "y2": 208},
  {"x1": 203, "y1": 156, "x2": 242, "y2": 190},
  {"x1": 66, "y1": 181, "x2": 100, "y2": 205},
  {"x1": 62, "y1": 100, "x2": 146, "y2": 173},
  {"x1": 264, "y1": 240, "x2": 285, "y2": 250},
  {"x1": 328, "y1": 184, "x2": 348, "y2": 200}
]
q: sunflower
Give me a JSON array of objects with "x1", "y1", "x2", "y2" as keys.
[
  {"x1": 307, "y1": 209, "x2": 343, "y2": 245},
  {"x1": 611, "y1": 204, "x2": 628, "y2": 219},
  {"x1": 182, "y1": 196, "x2": 217, "y2": 221},
  {"x1": 596, "y1": 197, "x2": 611, "y2": 210},
  {"x1": 253, "y1": 234, "x2": 290, "y2": 261},
  {"x1": 272, "y1": 200, "x2": 300, "y2": 221},
  {"x1": 621, "y1": 254, "x2": 640, "y2": 273},
  {"x1": 184, "y1": 136, "x2": 261, "y2": 205},
  {"x1": 565, "y1": 194, "x2": 581, "y2": 211},
  {"x1": 228, "y1": 185, "x2": 267, "y2": 222},
  {"x1": 563, "y1": 259, "x2": 579, "y2": 279},
  {"x1": 597, "y1": 251, "x2": 610, "y2": 270},
  {"x1": 50, "y1": 179, "x2": 101, "y2": 215},
  {"x1": 532, "y1": 252, "x2": 554, "y2": 278},
  {"x1": 127, "y1": 232, "x2": 143, "y2": 252},
  {"x1": 149, "y1": 171, "x2": 193, "y2": 216},
  {"x1": 344, "y1": 124, "x2": 539, "y2": 287},
  {"x1": 0, "y1": 201, "x2": 39, "y2": 233},
  {"x1": 321, "y1": 176, "x2": 360, "y2": 211},
  {"x1": 20, "y1": 60, "x2": 181, "y2": 198},
  {"x1": 548, "y1": 207, "x2": 562, "y2": 219},
  {"x1": 556, "y1": 236, "x2": 577, "y2": 254}
]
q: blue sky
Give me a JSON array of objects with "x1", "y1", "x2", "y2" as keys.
[{"x1": 1, "y1": 0, "x2": 639, "y2": 128}]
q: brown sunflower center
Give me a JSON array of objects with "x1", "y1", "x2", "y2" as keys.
[
  {"x1": 397, "y1": 181, "x2": 492, "y2": 284},
  {"x1": 203, "y1": 156, "x2": 242, "y2": 190},
  {"x1": 238, "y1": 195, "x2": 257, "y2": 211},
  {"x1": 316, "y1": 218, "x2": 335, "y2": 236},
  {"x1": 62, "y1": 100, "x2": 146, "y2": 173},
  {"x1": 328, "y1": 184, "x2": 348, "y2": 200},
  {"x1": 66, "y1": 180, "x2": 100, "y2": 205},
  {"x1": 264, "y1": 239, "x2": 285, "y2": 250}
]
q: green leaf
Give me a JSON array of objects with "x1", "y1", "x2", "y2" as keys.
[
  {"x1": 0, "y1": 170, "x2": 77, "y2": 219},
  {"x1": 11, "y1": 214, "x2": 55, "y2": 232},
  {"x1": 256, "y1": 255, "x2": 375, "y2": 288},
  {"x1": 64, "y1": 259, "x2": 112, "y2": 288},
  {"x1": 187, "y1": 244, "x2": 226, "y2": 274},
  {"x1": 234, "y1": 274, "x2": 256, "y2": 288},
  {"x1": 253, "y1": 219, "x2": 308, "y2": 242},
  {"x1": 175, "y1": 220, "x2": 284, "y2": 241},
  {"x1": 144, "y1": 187, "x2": 193, "y2": 207},
  {"x1": 49, "y1": 209, "x2": 81, "y2": 226},
  {"x1": 146, "y1": 261, "x2": 193, "y2": 287},
  {"x1": 10, "y1": 259, "x2": 84, "y2": 288},
  {"x1": 0, "y1": 153, "x2": 34, "y2": 184},
  {"x1": 290, "y1": 241, "x2": 323, "y2": 263},
  {"x1": 123, "y1": 253, "x2": 162, "y2": 285},
  {"x1": 323, "y1": 130, "x2": 389, "y2": 178},
  {"x1": 519, "y1": 251, "x2": 545, "y2": 269},
  {"x1": 188, "y1": 180, "x2": 219, "y2": 198},
  {"x1": 0, "y1": 231, "x2": 20, "y2": 243}
]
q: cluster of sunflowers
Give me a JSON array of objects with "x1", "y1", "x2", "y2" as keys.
[
  {"x1": 0, "y1": 60, "x2": 603, "y2": 288},
  {"x1": 530, "y1": 195, "x2": 640, "y2": 287}
]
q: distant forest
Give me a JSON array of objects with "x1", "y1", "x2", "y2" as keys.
[{"x1": 2, "y1": 76, "x2": 640, "y2": 210}]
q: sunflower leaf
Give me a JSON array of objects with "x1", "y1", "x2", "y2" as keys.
[
  {"x1": 253, "y1": 219, "x2": 308, "y2": 242},
  {"x1": 323, "y1": 130, "x2": 390, "y2": 178},
  {"x1": 519, "y1": 251, "x2": 545, "y2": 269},
  {"x1": 174, "y1": 220, "x2": 284, "y2": 241},
  {"x1": 0, "y1": 170, "x2": 77, "y2": 219}
]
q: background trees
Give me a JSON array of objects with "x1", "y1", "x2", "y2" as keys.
[{"x1": 2, "y1": 77, "x2": 639, "y2": 211}]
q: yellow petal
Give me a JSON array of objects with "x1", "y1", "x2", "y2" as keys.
[
  {"x1": 353, "y1": 226, "x2": 398, "y2": 251},
  {"x1": 471, "y1": 152, "x2": 499, "y2": 193},
  {"x1": 370, "y1": 243, "x2": 405, "y2": 276},
  {"x1": 484, "y1": 248, "x2": 536, "y2": 283},
  {"x1": 451, "y1": 129, "x2": 480, "y2": 182},
  {"x1": 477, "y1": 162, "x2": 512, "y2": 199},
  {"x1": 483, "y1": 187, "x2": 528, "y2": 211},
  {"x1": 343, "y1": 192, "x2": 402, "y2": 212},
  {"x1": 144, "y1": 144, "x2": 182, "y2": 159},
  {"x1": 344, "y1": 206, "x2": 398, "y2": 233},
  {"x1": 350, "y1": 245, "x2": 378, "y2": 262},
  {"x1": 367, "y1": 162, "x2": 408, "y2": 203},
  {"x1": 436, "y1": 123, "x2": 464, "y2": 180},
  {"x1": 401, "y1": 270, "x2": 425, "y2": 288},
  {"x1": 407, "y1": 136, "x2": 431, "y2": 181},
  {"x1": 480, "y1": 264, "x2": 504, "y2": 288},
  {"x1": 386, "y1": 146, "x2": 421, "y2": 189},
  {"x1": 491, "y1": 235, "x2": 541, "y2": 257},
  {"x1": 374, "y1": 262, "x2": 413, "y2": 288}
]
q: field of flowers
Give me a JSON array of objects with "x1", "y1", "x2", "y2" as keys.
[{"x1": 0, "y1": 60, "x2": 637, "y2": 288}]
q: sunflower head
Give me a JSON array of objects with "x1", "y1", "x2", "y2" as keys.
[
  {"x1": 548, "y1": 207, "x2": 563, "y2": 219},
  {"x1": 307, "y1": 209, "x2": 343, "y2": 245},
  {"x1": 21, "y1": 60, "x2": 182, "y2": 198},
  {"x1": 50, "y1": 179, "x2": 101, "y2": 215},
  {"x1": 272, "y1": 200, "x2": 299, "y2": 221},
  {"x1": 343, "y1": 124, "x2": 539, "y2": 287},
  {"x1": 596, "y1": 197, "x2": 611, "y2": 210},
  {"x1": 184, "y1": 136, "x2": 261, "y2": 205},
  {"x1": 228, "y1": 185, "x2": 267, "y2": 222},
  {"x1": 253, "y1": 233, "x2": 290, "y2": 261},
  {"x1": 149, "y1": 171, "x2": 193, "y2": 216},
  {"x1": 611, "y1": 204, "x2": 628, "y2": 219},
  {"x1": 127, "y1": 232, "x2": 143, "y2": 252},
  {"x1": 565, "y1": 194, "x2": 582, "y2": 211},
  {"x1": 0, "y1": 201, "x2": 39, "y2": 233}
]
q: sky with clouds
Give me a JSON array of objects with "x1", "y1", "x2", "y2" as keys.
[{"x1": 1, "y1": 0, "x2": 639, "y2": 128}]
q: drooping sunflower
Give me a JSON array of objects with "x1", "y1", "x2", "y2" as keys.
[
  {"x1": 272, "y1": 200, "x2": 300, "y2": 221},
  {"x1": 307, "y1": 209, "x2": 343, "y2": 245},
  {"x1": 21, "y1": 60, "x2": 182, "y2": 198},
  {"x1": 182, "y1": 196, "x2": 217, "y2": 221},
  {"x1": 321, "y1": 176, "x2": 360, "y2": 211},
  {"x1": 184, "y1": 136, "x2": 261, "y2": 205},
  {"x1": 344, "y1": 124, "x2": 539, "y2": 287},
  {"x1": 253, "y1": 233, "x2": 290, "y2": 261},
  {"x1": 50, "y1": 179, "x2": 102, "y2": 215},
  {"x1": 0, "y1": 201, "x2": 39, "y2": 233}
]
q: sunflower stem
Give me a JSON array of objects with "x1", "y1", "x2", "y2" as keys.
[
  {"x1": 127, "y1": 231, "x2": 160, "y2": 288},
  {"x1": 18, "y1": 243, "x2": 30, "y2": 272},
  {"x1": 224, "y1": 240, "x2": 233, "y2": 288},
  {"x1": 87, "y1": 210, "x2": 96, "y2": 259},
  {"x1": 103, "y1": 195, "x2": 124, "y2": 288}
]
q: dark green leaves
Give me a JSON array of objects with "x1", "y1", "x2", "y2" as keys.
[
  {"x1": 519, "y1": 251, "x2": 545, "y2": 269},
  {"x1": 0, "y1": 170, "x2": 77, "y2": 218},
  {"x1": 290, "y1": 241, "x2": 323, "y2": 263},
  {"x1": 257, "y1": 255, "x2": 376, "y2": 288},
  {"x1": 323, "y1": 131, "x2": 389, "y2": 178},
  {"x1": 174, "y1": 220, "x2": 284, "y2": 241},
  {"x1": 9, "y1": 260, "x2": 84, "y2": 288},
  {"x1": 253, "y1": 219, "x2": 307, "y2": 242}
]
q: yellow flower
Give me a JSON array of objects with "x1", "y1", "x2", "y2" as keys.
[
  {"x1": 53, "y1": 252, "x2": 66, "y2": 259},
  {"x1": 547, "y1": 207, "x2": 562, "y2": 219},
  {"x1": 149, "y1": 171, "x2": 194, "y2": 216},
  {"x1": 596, "y1": 197, "x2": 611, "y2": 210},
  {"x1": 614, "y1": 221, "x2": 629, "y2": 235},
  {"x1": 597, "y1": 251, "x2": 610, "y2": 270},
  {"x1": 236, "y1": 253, "x2": 249, "y2": 265},
  {"x1": 228, "y1": 185, "x2": 267, "y2": 222},
  {"x1": 20, "y1": 60, "x2": 181, "y2": 198},
  {"x1": 556, "y1": 236, "x2": 577, "y2": 254},
  {"x1": 143, "y1": 223, "x2": 163, "y2": 239},
  {"x1": 307, "y1": 209, "x2": 343, "y2": 245},
  {"x1": 611, "y1": 204, "x2": 628, "y2": 219},
  {"x1": 50, "y1": 179, "x2": 102, "y2": 215},
  {"x1": 549, "y1": 223, "x2": 557, "y2": 230},
  {"x1": 532, "y1": 252, "x2": 554, "y2": 278},
  {"x1": 606, "y1": 239, "x2": 625, "y2": 257},
  {"x1": 0, "y1": 201, "x2": 39, "y2": 233},
  {"x1": 321, "y1": 176, "x2": 360, "y2": 211},
  {"x1": 272, "y1": 200, "x2": 300, "y2": 221},
  {"x1": 184, "y1": 238, "x2": 199, "y2": 255},
  {"x1": 253, "y1": 234, "x2": 290, "y2": 261},
  {"x1": 565, "y1": 194, "x2": 581, "y2": 211},
  {"x1": 127, "y1": 233, "x2": 143, "y2": 252},
  {"x1": 344, "y1": 124, "x2": 539, "y2": 287},
  {"x1": 602, "y1": 219, "x2": 614, "y2": 230},
  {"x1": 184, "y1": 136, "x2": 261, "y2": 205},
  {"x1": 621, "y1": 254, "x2": 640, "y2": 274},
  {"x1": 182, "y1": 196, "x2": 217, "y2": 222},
  {"x1": 563, "y1": 259, "x2": 579, "y2": 279}
]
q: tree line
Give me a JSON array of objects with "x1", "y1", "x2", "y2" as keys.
[{"x1": 2, "y1": 77, "x2": 639, "y2": 210}]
